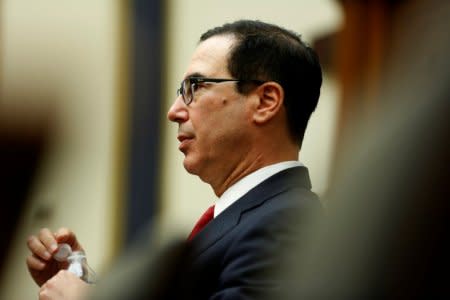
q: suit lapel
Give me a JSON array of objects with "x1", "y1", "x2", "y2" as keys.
[{"x1": 190, "y1": 166, "x2": 312, "y2": 257}]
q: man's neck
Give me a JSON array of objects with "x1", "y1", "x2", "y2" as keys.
[{"x1": 211, "y1": 152, "x2": 299, "y2": 197}]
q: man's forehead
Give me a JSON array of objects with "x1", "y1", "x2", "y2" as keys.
[
  {"x1": 196, "y1": 34, "x2": 235, "y2": 53},
  {"x1": 183, "y1": 35, "x2": 234, "y2": 78}
]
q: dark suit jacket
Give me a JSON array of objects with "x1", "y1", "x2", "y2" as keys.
[
  {"x1": 89, "y1": 166, "x2": 320, "y2": 300},
  {"x1": 183, "y1": 166, "x2": 321, "y2": 300}
]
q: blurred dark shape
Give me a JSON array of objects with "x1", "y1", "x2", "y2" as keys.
[
  {"x1": 88, "y1": 226, "x2": 192, "y2": 300},
  {"x1": 270, "y1": 1, "x2": 450, "y2": 299},
  {"x1": 0, "y1": 101, "x2": 52, "y2": 273},
  {"x1": 313, "y1": 31, "x2": 338, "y2": 75},
  {"x1": 272, "y1": 79, "x2": 449, "y2": 300}
]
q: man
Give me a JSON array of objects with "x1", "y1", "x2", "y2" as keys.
[{"x1": 26, "y1": 19, "x2": 322, "y2": 299}]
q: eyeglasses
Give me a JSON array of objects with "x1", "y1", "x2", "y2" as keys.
[{"x1": 176, "y1": 77, "x2": 265, "y2": 105}]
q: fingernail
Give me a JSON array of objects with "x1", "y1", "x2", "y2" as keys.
[
  {"x1": 49, "y1": 243, "x2": 58, "y2": 252},
  {"x1": 43, "y1": 251, "x2": 52, "y2": 260}
]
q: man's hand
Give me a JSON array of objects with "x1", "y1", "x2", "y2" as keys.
[
  {"x1": 26, "y1": 227, "x2": 84, "y2": 286},
  {"x1": 39, "y1": 270, "x2": 90, "y2": 300}
]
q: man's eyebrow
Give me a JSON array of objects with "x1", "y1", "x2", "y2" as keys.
[{"x1": 185, "y1": 72, "x2": 205, "y2": 79}]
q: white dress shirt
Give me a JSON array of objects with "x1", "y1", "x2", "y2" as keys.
[{"x1": 214, "y1": 161, "x2": 304, "y2": 218}]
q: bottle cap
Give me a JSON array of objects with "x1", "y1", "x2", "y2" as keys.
[{"x1": 53, "y1": 243, "x2": 72, "y2": 262}]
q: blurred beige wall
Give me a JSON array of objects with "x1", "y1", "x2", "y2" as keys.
[
  {"x1": 0, "y1": 1, "x2": 124, "y2": 299},
  {"x1": 159, "y1": 0, "x2": 342, "y2": 236}
]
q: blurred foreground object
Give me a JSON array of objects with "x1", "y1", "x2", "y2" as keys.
[
  {"x1": 271, "y1": 0, "x2": 450, "y2": 299},
  {"x1": 0, "y1": 100, "x2": 52, "y2": 274},
  {"x1": 274, "y1": 73, "x2": 450, "y2": 299}
]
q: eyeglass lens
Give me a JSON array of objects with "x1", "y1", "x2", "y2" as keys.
[
  {"x1": 177, "y1": 79, "x2": 186, "y2": 104},
  {"x1": 179, "y1": 78, "x2": 192, "y2": 105}
]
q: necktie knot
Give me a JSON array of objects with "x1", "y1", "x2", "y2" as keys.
[{"x1": 187, "y1": 205, "x2": 215, "y2": 241}]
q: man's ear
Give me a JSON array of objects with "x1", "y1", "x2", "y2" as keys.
[{"x1": 252, "y1": 82, "x2": 284, "y2": 124}]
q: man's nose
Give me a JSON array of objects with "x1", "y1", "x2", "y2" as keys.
[{"x1": 167, "y1": 96, "x2": 188, "y2": 123}]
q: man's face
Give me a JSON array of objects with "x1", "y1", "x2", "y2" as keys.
[{"x1": 167, "y1": 35, "x2": 253, "y2": 187}]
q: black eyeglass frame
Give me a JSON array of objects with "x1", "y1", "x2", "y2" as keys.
[{"x1": 176, "y1": 77, "x2": 265, "y2": 105}]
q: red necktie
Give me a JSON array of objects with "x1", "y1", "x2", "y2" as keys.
[{"x1": 187, "y1": 205, "x2": 215, "y2": 241}]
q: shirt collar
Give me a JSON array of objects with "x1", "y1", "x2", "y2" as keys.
[{"x1": 214, "y1": 161, "x2": 304, "y2": 217}]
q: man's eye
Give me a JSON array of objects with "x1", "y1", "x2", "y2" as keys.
[{"x1": 192, "y1": 82, "x2": 207, "y2": 91}]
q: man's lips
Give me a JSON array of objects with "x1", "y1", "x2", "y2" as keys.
[{"x1": 177, "y1": 134, "x2": 194, "y2": 152}]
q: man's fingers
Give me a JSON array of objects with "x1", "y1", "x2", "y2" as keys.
[
  {"x1": 38, "y1": 228, "x2": 58, "y2": 254},
  {"x1": 54, "y1": 227, "x2": 83, "y2": 252},
  {"x1": 27, "y1": 235, "x2": 53, "y2": 260},
  {"x1": 26, "y1": 254, "x2": 46, "y2": 270}
]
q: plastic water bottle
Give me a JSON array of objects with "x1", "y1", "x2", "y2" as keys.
[{"x1": 54, "y1": 243, "x2": 97, "y2": 284}]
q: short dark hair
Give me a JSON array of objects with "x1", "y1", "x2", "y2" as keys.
[{"x1": 200, "y1": 20, "x2": 322, "y2": 144}]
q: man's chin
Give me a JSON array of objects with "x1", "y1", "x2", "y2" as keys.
[
  {"x1": 183, "y1": 158, "x2": 199, "y2": 175},
  {"x1": 183, "y1": 158, "x2": 212, "y2": 185}
]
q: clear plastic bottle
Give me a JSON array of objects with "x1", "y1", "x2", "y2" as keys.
[
  {"x1": 54, "y1": 243, "x2": 97, "y2": 284},
  {"x1": 67, "y1": 251, "x2": 97, "y2": 284}
]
